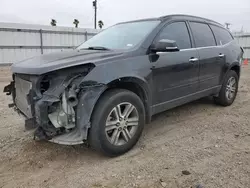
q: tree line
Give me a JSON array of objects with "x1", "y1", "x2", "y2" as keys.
[{"x1": 50, "y1": 19, "x2": 104, "y2": 29}]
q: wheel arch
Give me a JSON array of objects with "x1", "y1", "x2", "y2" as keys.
[
  {"x1": 94, "y1": 76, "x2": 152, "y2": 124},
  {"x1": 221, "y1": 62, "x2": 241, "y2": 85},
  {"x1": 230, "y1": 64, "x2": 240, "y2": 78},
  {"x1": 76, "y1": 76, "x2": 152, "y2": 141}
]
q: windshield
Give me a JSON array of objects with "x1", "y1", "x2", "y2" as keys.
[{"x1": 77, "y1": 20, "x2": 160, "y2": 50}]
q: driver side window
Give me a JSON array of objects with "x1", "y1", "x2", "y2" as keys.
[{"x1": 155, "y1": 22, "x2": 192, "y2": 50}]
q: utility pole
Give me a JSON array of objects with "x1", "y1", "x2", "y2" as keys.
[
  {"x1": 225, "y1": 22, "x2": 231, "y2": 30},
  {"x1": 93, "y1": 0, "x2": 97, "y2": 29}
]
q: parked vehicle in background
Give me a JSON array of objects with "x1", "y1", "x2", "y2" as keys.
[{"x1": 4, "y1": 15, "x2": 244, "y2": 156}]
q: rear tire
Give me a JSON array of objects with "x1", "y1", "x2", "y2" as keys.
[
  {"x1": 214, "y1": 70, "x2": 239, "y2": 106},
  {"x1": 88, "y1": 89, "x2": 145, "y2": 157}
]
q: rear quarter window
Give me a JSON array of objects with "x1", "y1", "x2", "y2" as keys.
[{"x1": 210, "y1": 25, "x2": 233, "y2": 45}]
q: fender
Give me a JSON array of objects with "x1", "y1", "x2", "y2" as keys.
[
  {"x1": 81, "y1": 75, "x2": 152, "y2": 126},
  {"x1": 58, "y1": 75, "x2": 151, "y2": 143},
  {"x1": 81, "y1": 55, "x2": 153, "y2": 123}
]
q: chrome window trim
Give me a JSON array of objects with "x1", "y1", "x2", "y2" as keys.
[
  {"x1": 179, "y1": 40, "x2": 234, "y2": 52},
  {"x1": 157, "y1": 40, "x2": 234, "y2": 54}
]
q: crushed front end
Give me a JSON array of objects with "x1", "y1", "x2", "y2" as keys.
[{"x1": 4, "y1": 65, "x2": 107, "y2": 145}]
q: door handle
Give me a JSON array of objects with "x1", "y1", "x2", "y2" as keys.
[
  {"x1": 219, "y1": 54, "x2": 225, "y2": 58},
  {"x1": 189, "y1": 57, "x2": 199, "y2": 63}
]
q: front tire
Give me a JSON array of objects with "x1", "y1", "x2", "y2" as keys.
[
  {"x1": 214, "y1": 70, "x2": 239, "y2": 106},
  {"x1": 88, "y1": 89, "x2": 145, "y2": 156}
]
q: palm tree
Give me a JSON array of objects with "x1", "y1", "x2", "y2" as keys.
[
  {"x1": 73, "y1": 19, "x2": 79, "y2": 28},
  {"x1": 98, "y1": 20, "x2": 104, "y2": 29},
  {"x1": 51, "y1": 19, "x2": 57, "y2": 26}
]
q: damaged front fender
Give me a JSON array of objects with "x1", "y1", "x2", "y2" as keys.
[{"x1": 48, "y1": 83, "x2": 107, "y2": 145}]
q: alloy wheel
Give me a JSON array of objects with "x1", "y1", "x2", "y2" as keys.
[
  {"x1": 105, "y1": 102, "x2": 139, "y2": 146},
  {"x1": 225, "y1": 77, "x2": 236, "y2": 100}
]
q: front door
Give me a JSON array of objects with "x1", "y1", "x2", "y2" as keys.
[{"x1": 151, "y1": 21, "x2": 199, "y2": 113}]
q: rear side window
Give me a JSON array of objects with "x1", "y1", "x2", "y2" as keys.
[
  {"x1": 210, "y1": 25, "x2": 233, "y2": 45},
  {"x1": 189, "y1": 22, "x2": 216, "y2": 48},
  {"x1": 156, "y1": 22, "x2": 191, "y2": 49}
]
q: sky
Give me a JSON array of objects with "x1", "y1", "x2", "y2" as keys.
[{"x1": 0, "y1": 0, "x2": 250, "y2": 32}]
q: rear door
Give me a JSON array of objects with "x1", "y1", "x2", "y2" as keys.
[
  {"x1": 209, "y1": 25, "x2": 235, "y2": 83},
  {"x1": 189, "y1": 22, "x2": 223, "y2": 91}
]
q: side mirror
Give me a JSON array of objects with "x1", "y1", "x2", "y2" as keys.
[{"x1": 151, "y1": 39, "x2": 179, "y2": 52}]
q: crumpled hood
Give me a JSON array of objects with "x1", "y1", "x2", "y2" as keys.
[{"x1": 11, "y1": 49, "x2": 124, "y2": 75}]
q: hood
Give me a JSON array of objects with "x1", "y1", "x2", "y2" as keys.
[{"x1": 11, "y1": 49, "x2": 124, "y2": 75}]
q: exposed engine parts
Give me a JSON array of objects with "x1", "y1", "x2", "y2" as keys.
[
  {"x1": 48, "y1": 84, "x2": 79, "y2": 130},
  {"x1": 67, "y1": 84, "x2": 79, "y2": 107}
]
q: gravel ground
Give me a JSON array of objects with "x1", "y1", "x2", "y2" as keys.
[{"x1": 0, "y1": 66, "x2": 250, "y2": 188}]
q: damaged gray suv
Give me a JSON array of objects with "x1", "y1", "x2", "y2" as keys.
[{"x1": 4, "y1": 15, "x2": 243, "y2": 156}]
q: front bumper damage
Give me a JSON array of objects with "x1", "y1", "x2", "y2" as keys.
[{"x1": 4, "y1": 73, "x2": 107, "y2": 145}]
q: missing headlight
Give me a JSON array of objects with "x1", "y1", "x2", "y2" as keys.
[{"x1": 40, "y1": 75, "x2": 50, "y2": 94}]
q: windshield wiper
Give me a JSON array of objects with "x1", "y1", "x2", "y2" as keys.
[{"x1": 86, "y1": 46, "x2": 111, "y2": 51}]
